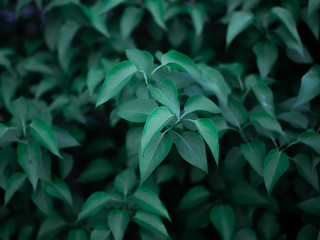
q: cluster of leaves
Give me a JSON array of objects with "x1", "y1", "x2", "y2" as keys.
[{"x1": 0, "y1": 0, "x2": 320, "y2": 239}]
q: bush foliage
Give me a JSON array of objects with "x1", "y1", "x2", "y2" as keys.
[{"x1": 0, "y1": 0, "x2": 320, "y2": 239}]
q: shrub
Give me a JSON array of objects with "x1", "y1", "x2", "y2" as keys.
[{"x1": 0, "y1": 0, "x2": 320, "y2": 239}]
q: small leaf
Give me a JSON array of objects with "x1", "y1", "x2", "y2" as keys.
[
  {"x1": 17, "y1": 141, "x2": 41, "y2": 190},
  {"x1": 133, "y1": 210, "x2": 169, "y2": 238},
  {"x1": 298, "y1": 131, "x2": 320, "y2": 155},
  {"x1": 253, "y1": 42, "x2": 278, "y2": 79},
  {"x1": 145, "y1": 0, "x2": 166, "y2": 30},
  {"x1": 132, "y1": 187, "x2": 170, "y2": 220},
  {"x1": 231, "y1": 181, "x2": 268, "y2": 205},
  {"x1": 140, "y1": 106, "x2": 174, "y2": 154},
  {"x1": 67, "y1": 229, "x2": 87, "y2": 240},
  {"x1": 232, "y1": 228, "x2": 258, "y2": 240},
  {"x1": 188, "y1": 4, "x2": 205, "y2": 36},
  {"x1": 222, "y1": 97, "x2": 247, "y2": 128},
  {"x1": 8, "y1": 97, "x2": 29, "y2": 124},
  {"x1": 53, "y1": 126, "x2": 80, "y2": 149},
  {"x1": 58, "y1": 153, "x2": 73, "y2": 179},
  {"x1": 37, "y1": 216, "x2": 65, "y2": 240},
  {"x1": 108, "y1": 209, "x2": 130, "y2": 240},
  {"x1": 177, "y1": 185, "x2": 210, "y2": 211},
  {"x1": 161, "y1": 50, "x2": 201, "y2": 80},
  {"x1": 184, "y1": 95, "x2": 221, "y2": 114},
  {"x1": 126, "y1": 49, "x2": 154, "y2": 75},
  {"x1": 77, "y1": 192, "x2": 110, "y2": 222},
  {"x1": 174, "y1": 131, "x2": 207, "y2": 173},
  {"x1": 263, "y1": 149, "x2": 289, "y2": 197},
  {"x1": 210, "y1": 204, "x2": 235, "y2": 240},
  {"x1": 295, "y1": 65, "x2": 320, "y2": 107},
  {"x1": 192, "y1": 118, "x2": 219, "y2": 166},
  {"x1": 78, "y1": 158, "x2": 114, "y2": 182},
  {"x1": 139, "y1": 133, "x2": 172, "y2": 183},
  {"x1": 87, "y1": 67, "x2": 105, "y2": 96},
  {"x1": 277, "y1": 112, "x2": 308, "y2": 129},
  {"x1": 257, "y1": 212, "x2": 280, "y2": 239},
  {"x1": 241, "y1": 139, "x2": 265, "y2": 177},
  {"x1": 35, "y1": 77, "x2": 57, "y2": 99},
  {"x1": 117, "y1": 99, "x2": 158, "y2": 123},
  {"x1": 114, "y1": 168, "x2": 137, "y2": 197},
  {"x1": 29, "y1": 119, "x2": 61, "y2": 158},
  {"x1": 31, "y1": 182, "x2": 53, "y2": 215},
  {"x1": 226, "y1": 11, "x2": 253, "y2": 49},
  {"x1": 96, "y1": 61, "x2": 137, "y2": 107},
  {"x1": 297, "y1": 196, "x2": 320, "y2": 216},
  {"x1": 5, "y1": 172, "x2": 26, "y2": 206},
  {"x1": 121, "y1": 7, "x2": 144, "y2": 39},
  {"x1": 90, "y1": 227, "x2": 110, "y2": 240},
  {"x1": 293, "y1": 154, "x2": 319, "y2": 190},
  {"x1": 250, "y1": 112, "x2": 286, "y2": 138},
  {"x1": 43, "y1": 176, "x2": 73, "y2": 206},
  {"x1": 149, "y1": 78, "x2": 180, "y2": 118}
]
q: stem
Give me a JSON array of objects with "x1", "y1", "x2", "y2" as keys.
[
  {"x1": 151, "y1": 64, "x2": 164, "y2": 76},
  {"x1": 284, "y1": 140, "x2": 299, "y2": 151},
  {"x1": 237, "y1": 76, "x2": 244, "y2": 91}
]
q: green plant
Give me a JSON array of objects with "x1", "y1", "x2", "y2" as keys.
[{"x1": 0, "y1": 0, "x2": 320, "y2": 239}]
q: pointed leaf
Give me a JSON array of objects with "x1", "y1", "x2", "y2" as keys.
[
  {"x1": 277, "y1": 112, "x2": 308, "y2": 129},
  {"x1": 188, "y1": 4, "x2": 205, "y2": 36},
  {"x1": 226, "y1": 11, "x2": 253, "y2": 49},
  {"x1": 149, "y1": 78, "x2": 180, "y2": 118},
  {"x1": 175, "y1": 131, "x2": 207, "y2": 173},
  {"x1": 0, "y1": 123, "x2": 9, "y2": 140},
  {"x1": 253, "y1": 42, "x2": 278, "y2": 79},
  {"x1": 29, "y1": 119, "x2": 61, "y2": 158},
  {"x1": 263, "y1": 149, "x2": 289, "y2": 197},
  {"x1": 250, "y1": 112, "x2": 286, "y2": 138},
  {"x1": 77, "y1": 192, "x2": 110, "y2": 222},
  {"x1": 17, "y1": 141, "x2": 41, "y2": 190},
  {"x1": 37, "y1": 216, "x2": 65, "y2": 240},
  {"x1": 297, "y1": 197, "x2": 320, "y2": 216},
  {"x1": 5, "y1": 172, "x2": 26, "y2": 206},
  {"x1": 308, "y1": 0, "x2": 320, "y2": 16},
  {"x1": 87, "y1": 67, "x2": 105, "y2": 96},
  {"x1": 177, "y1": 185, "x2": 210, "y2": 211},
  {"x1": 139, "y1": 133, "x2": 172, "y2": 183},
  {"x1": 8, "y1": 97, "x2": 29, "y2": 124},
  {"x1": 145, "y1": 0, "x2": 166, "y2": 30},
  {"x1": 96, "y1": 61, "x2": 137, "y2": 107},
  {"x1": 293, "y1": 154, "x2": 319, "y2": 190},
  {"x1": 210, "y1": 204, "x2": 235, "y2": 240},
  {"x1": 121, "y1": 7, "x2": 144, "y2": 39},
  {"x1": 67, "y1": 229, "x2": 87, "y2": 240},
  {"x1": 222, "y1": 97, "x2": 247, "y2": 128},
  {"x1": 231, "y1": 181, "x2": 268, "y2": 205},
  {"x1": 43, "y1": 176, "x2": 73, "y2": 206},
  {"x1": 114, "y1": 168, "x2": 137, "y2": 197},
  {"x1": 53, "y1": 126, "x2": 80, "y2": 149},
  {"x1": 257, "y1": 212, "x2": 280, "y2": 239},
  {"x1": 140, "y1": 106, "x2": 174, "y2": 154},
  {"x1": 78, "y1": 158, "x2": 114, "y2": 182},
  {"x1": 108, "y1": 209, "x2": 130, "y2": 240},
  {"x1": 184, "y1": 95, "x2": 221, "y2": 114},
  {"x1": 298, "y1": 131, "x2": 320, "y2": 155},
  {"x1": 90, "y1": 227, "x2": 110, "y2": 240},
  {"x1": 126, "y1": 49, "x2": 154, "y2": 75},
  {"x1": 241, "y1": 139, "x2": 265, "y2": 177}
]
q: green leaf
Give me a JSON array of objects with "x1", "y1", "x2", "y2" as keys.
[
  {"x1": 37, "y1": 216, "x2": 65, "y2": 240},
  {"x1": 126, "y1": 49, "x2": 154, "y2": 75},
  {"x1": 263, "y1": 149, "x2": 289, "y2": 197},
  {"x1": 222, "y1": 97, "x2": 247, "y2": 128},
  {"x1": 133, "y1": 210, "x2": 169, "y2": 238},
  {"x1": 29, "y1": 118, "x2": 61, "y2": 158},
  {"x1": 192, "y1": 118, "x2": 219, "y2": 166},
  {"x1": 53, "y1": 126, "x2": 80, "y2": 149},
  {"x1": 277, "y1": 112, "x2": 308, "y2": 129},
  {"x1": 301, "y1": 7, "x2": 319, "y2": 40},
  {"x1": 210, "y1": 204, "x2": 235, "y2": 240},
  {"x1": 139, "y1": 133, "x2": 172, "y2": 184},
  {"x1": 145, "y1": 0, "x2": 166, "y2": 30},
  {"x1": 226, "y1": 11, "x2": 253, "y2": 49},
  {"x1": 108, "y1": 209, "x2": 130, "y2": 240},
  {"x1": 161, "y1": 50, "x2": 201, "y2": 80},
  {"x1": 140, "y1": 106, "x2": 174, "y2": 154},
  {"x1": 5, "y1": 172, "x2": 26, "y2": 206},
  {"x1": 16, "y1": 0, "x2": 33, "y2": 17},
  {"x1": 175, "y1": 131, "x2": 207, "y2": 173},
  {"x1": 43, "y1": 176, "x2": 73, "y2": 206},
  {"x1": 308, "y1": 0, "x2": 320, "y2": 16},
  {"x1": 58, "y1": 153, "x2": 73, "y2": 179},
  {"x1": 132, "y1": 187, "x2": 170, "y2": 220},
  {"x1": 231, "y1": 181, "x2": 268, "y2": 205},
  {"x1": 297, "y1": 197, "x2": 320, "y2": 216},
  {"x1": 8, "y1": 97, "x2": 29, "y2": 124},
  {"x1": 184, "y1": 95, "x2": 221, "y2": 115},
  {"x1": 90, "y1": 227, "x2": 110, "y2": 240},
  {"x1": 197, "y1": 64, "x2": 228, "y2": 107},
  {"x1": 114, "y1": 168, "x2": 137, "y2": 197},
  {"x1": 78, "y1": 158, "x2": 114, "y2": 182},
  {"x1": 67, "y1": 229, "x2": 87, "y2": 240},
  {"x1": 293, "y1": 154, "x2": 319, "y2": 190},
  {"x1": 31, "y1": 182, "x2": 53, "y2": 215},
  {"x1": 241, "y1": 139, "x2": 265, "y2": 177},
  {"x1": 188, "y1": 4, "x2": 205, "y2": 36},
  {"x1": 149, "y1": 78, "x2": 180, "y2": 118},
  {"x1": 257, "y1": 212, "x2": 280, "y2": 239},
  {"x1": 270, "y1": 7, "x2": 302, "y2": 46},
  {"x1": 77, "y1": 192, "x2": 110, "y2": 222},
  {"x1": 35, "y1": 77, "x2": 57, "y2": 99},
  {"x1": 121, "y1": 7, "x2": 144, "y2": 38},
  {"x1": 298, "y1": 131, "x2": 320, "y2": 155},
  {"x1": 295, "y1": 65, "x2": 320, "y2": 107},
  {"x1": 250, "y1": 112, "x2": 286, "y2": 138},
  {"x1": 117, "y1": 99, "x2": 158, "y2": 123},
  {"x1": 232, "y1": 228, "x2": 258, "y2": 240},
  {"x1": 297, "y1": 224, "x2": 318, "y2": 240},
  {"x1": 177, "y1": 185, "x2": 210, "y2": 211},
  {"x1": 0, "y1": 123, "x2": 9, "y2": 140},
  {"x1": 253, "y1": 42, "x2": 278, "y2": 79},
  {"x1": 87, "y1": 67, "x2": 105, "y2": 96},
  {"x1": 96, "y1": 61, "x2": 137, "y2": 107},
  {"x1": 17, "y1": 141, "x2": 41, "y2": 190}
]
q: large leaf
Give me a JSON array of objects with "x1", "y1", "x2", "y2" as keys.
[
  {"x1": 139, "y1": 133, "x2": 172, "y2": 183},
  {"x1": 108, "y1": 209, "x2": 130, "y2": 240},
  {"x1": 149, "y1": 78, "x2": 180, "y2": 118},
  {"x1": 140, "y1": 106, "x2": 174, "y2": 154},
  {"x1": 295, "y1": 65, "x2": 320, "y2": 107},
  {"x1": 222, "y1": 97, "x2": 247, "y2": 128},
  {"x1": 43, "y1": 176, "x2": 73, "y2": 206},
  {"x1": 241, "y1": 139, "x2": 265, "y2": 177},
  {"x1": 298, "y1": 131, "x2": 320, "y2": 155},
  {"x1": 5, "y1": 172, "x2": 26, "y2": 206},
  {"x1": 277, "y1": 111, "x2": 308, "y2": 129},
  {"x1": 117, "y1": 99, "x2": 158, "y2": 123},
  {"x1": 161, "y1": 50, "x2": 201, "y2": 80},
  {"x1": 96, "y1": 61, "x2": 137, "y2": 107},
  {"x1": 250, "y1": 112, "x2": 286, "y2": 138},
  {"x1": 297, "y1": 197, "x2": 320, "y2": 216},
  {"x1": 293, "y1": 154, "x2": 319, "y2": 190},
  {"x1": 132, "y1": 187, "x2": 170, "y2": 220},
  {"x1": 29, "y1": 119, "x2": 61, "y2": 158},
  {"x1": 114, "y1": 168, "x2": 137, "y2": 197},
  {"x1": 174, "y1": 131, "x2": 207, "y2": 173},
  {"x1": 192, "y1": 118, "x2": 219, "y2": 166},
  {"x1": 77, "y1": 192, "x2": 110, "y2": 222},
  {"x1": 121, "y1": 7, "x2": 144, "y2": 39},
  {"x1": 177, "y1": 185, "x2": 210, "y2": 211},
  {"x1": 133, "y1": 210, "x2": 169, "y2": 238},
  {"x1": 184, "y1": 95, "x2": 221, "y2": 115},
  {"x1": 145, "y1": 0, "x2": 166, "y2": 30},
  {"x1": 17, "y1": 141, "x2": 41, "y2": 190},
  {"x1": 210, "y1": 204, "x2": 235, "y2": 240},
  {"x1": 308, "y1": 0, "x2": 320, "y2": 16},
  {"x1": 226, "y1": 11, "x2": 253, "y2": 49},
  {"x1": 263, "y1": 149, "x2": 289, "y2": 197},
  {"x1": 126, "y1": 49, "x2": 153, "y2": 75}
]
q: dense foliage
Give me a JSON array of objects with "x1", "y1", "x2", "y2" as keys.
[{"x1": 1, "y1": 0, "x2": 320, "y2": 239}]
